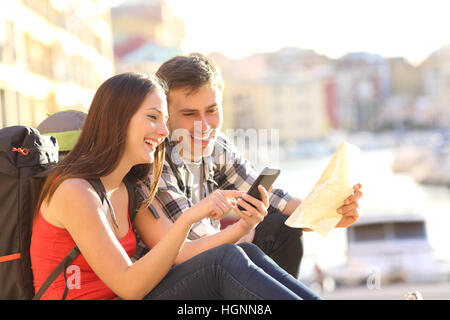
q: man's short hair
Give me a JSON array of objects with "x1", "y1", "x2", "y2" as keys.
[{"x1": 156, "y1": 53, "x2": 224, "y2": 96}]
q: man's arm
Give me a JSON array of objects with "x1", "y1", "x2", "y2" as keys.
[
  {"x1": 280, "y1": 184, "x2": 364, "y2": 231},
  {"x1": 136, "y1": 196, "x2": 254, "y2": 265},
  {"x1": 281, "y1": 196, "x2": 314, "y2": 232},
  {"x1": 281, "y1": 196, "x2": 302, "y2": 216},
  {"x1": 214, "y1": 134, "x2": 292, "y2": 215}
]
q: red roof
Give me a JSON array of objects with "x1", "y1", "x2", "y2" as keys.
[{"x1": 114, "y1": 36, "x2": 150, "y2": 58}]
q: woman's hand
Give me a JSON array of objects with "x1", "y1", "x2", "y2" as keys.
[
  {"x1": 233, "y1": 185, "x2": 270, "y2": 234},
  {"x1": 335, "y1": 183, "x2": 363, "y2": 228},
  {"x1": 186, "y1": 189, "x2": 245, "y2": 224}
]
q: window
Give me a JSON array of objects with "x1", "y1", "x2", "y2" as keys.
[
  {"x1": 0, "y1": 89, "x2": 6, "y2": 128},
  {"x1": 51, "y1": 44, "x2": 68, "y2": 81},
  {"x1": 5, "y1": 20, "x2": 16, "y2": 63},
  {"x1": 93, "y1": 34, "x2": 102, "y2": 55},
  {"x1": 352, "y1": 223, "x2": 386, "y2": 242},
  {"x1": 393, "y1": 222, "x2": 426, "y2": 240},
  {"x1": 25, "y1": 34, "x2": 52, "y2": 78},
  {"x1": 16, "y1": 91, "x2": 22, "y2": 125},
  {"x1": 0, "y1": 19, "x2": 4, "y2": 61},
  {"x1": 23, "y1": 0, "x2": 50, "y2": 20}
]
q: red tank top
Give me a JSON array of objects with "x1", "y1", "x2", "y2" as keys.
[{"x1": 30, "y1": 206, "x2": 136, "y2": 300}]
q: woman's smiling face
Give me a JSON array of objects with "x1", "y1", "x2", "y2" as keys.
[{"x1": 125, "y1": 89, "x2": 169, "y2": 165}]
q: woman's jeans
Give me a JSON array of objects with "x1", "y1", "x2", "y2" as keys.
[{"x1": 143, "y1": 242, "x2": 322, "y2": 300}]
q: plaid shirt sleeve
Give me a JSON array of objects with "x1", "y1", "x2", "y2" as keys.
[
  {"x1": 213, "y1": 134, "x2": 292, "y2": 214},
  {"x1": 132, "y1": 158, "x2": 204, "y2": 261},
  {"x1": 154, "y1": 159, "x2": 212, "y2": 240},
  {"x1": 156, "y1": 160, "x2": 192, "y2": 221},
  {"x1": 132, "y1": 159, "x2": 194, "y2": 260}
]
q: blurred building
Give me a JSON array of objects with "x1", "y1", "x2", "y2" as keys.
[
  {"x1": 111, "y1": 0, "x2": 184, "y2": 74},
  {"x1": 0, "y1": 0, "x2": 115, "y2": 128},
  {"x1": 371, "y1": 58, "x2": 427, "y2": 130},
  {"x1": 214, "y1": 46, "x2": 449, "y2": 147},
  {"x1": 332, "y1": 53, "x2": 391, "y2": 132},
  {"x1": 225, "y1": 73, "x2": 330, "y2": 147},
  {"x1": 110, "y1": 1, "x2": 239, "y2": 130},
  {"x1": 388, "y1": 57, "x2": 422, "y2": 96},
  {"x1": 421, "y1": 44, "x2": 450, "y2": 128},
  {"x1": 215, "y1": 49, "x2": 331, "y2": 147}
]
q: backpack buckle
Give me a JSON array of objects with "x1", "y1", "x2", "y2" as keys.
[{"x1": 12, "y1": 147, "x2": 29, "y2": 156}]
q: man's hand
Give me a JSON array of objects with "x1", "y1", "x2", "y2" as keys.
[
  {"x1": 233, "y1": 185, "x2": 269, "y2": 234},
  {"x1": 335, "y1": 183, "x2": 363, "y2": 228}
]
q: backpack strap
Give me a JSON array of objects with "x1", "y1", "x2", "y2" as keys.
[
  {"x1": 32, "y1": 246, "x2": 80, "y2": 300},
  {"x1": 88, "y1": 178, "x2": 119, "y2": 223},
  {"x1": 123, "y1": 174, "x2": 159, "y2": 221},
  {"x1": 123, "y1": 175, "x2": 139, "y2": 223}
]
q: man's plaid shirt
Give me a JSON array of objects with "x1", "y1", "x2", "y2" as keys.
[{"x1": 133, "y1": 133, "x2": 292, "y2": 260}]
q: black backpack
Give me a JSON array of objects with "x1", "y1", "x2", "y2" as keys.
[{"x1": 0, "y1": 125, "x2": 156, "y2": 300}]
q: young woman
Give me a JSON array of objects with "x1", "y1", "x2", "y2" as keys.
[{"x1": 30, "y1": 73, "x2": 322, "y2": 300}]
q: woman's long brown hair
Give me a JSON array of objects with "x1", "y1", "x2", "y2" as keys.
[{"x1": 35, "y1": 73, "x2": 166, "y2": 217}]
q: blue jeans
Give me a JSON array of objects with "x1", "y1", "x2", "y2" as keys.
[{"x1": 143, "y1": 243, "x2": 322, "y2": 300}]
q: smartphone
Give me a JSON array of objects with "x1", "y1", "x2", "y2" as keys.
[{"x1": 237, "y1": 167, "x2": 281, "y2": 210}]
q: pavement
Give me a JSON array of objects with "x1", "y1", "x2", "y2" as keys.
[{"x1": 320, "y1": 281, "x2": 450, "y2": 300}]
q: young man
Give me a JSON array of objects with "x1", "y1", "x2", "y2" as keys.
[{"x1": 134, "y1": 53, "x2": 363, "y2": 278}]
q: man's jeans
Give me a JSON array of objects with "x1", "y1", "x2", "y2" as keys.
[
  {"x1": 253, "y1": 211, "x2": 304, "y2": 278},
  {"x1": 143, "y1": 243, "x2": 321, "y2": 300}
]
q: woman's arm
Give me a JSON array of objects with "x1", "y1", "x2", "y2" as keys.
[
  {"x1": 135, "y1": 187, "x2": 270, "y2": 265},
  {"x1": 49, "y1": 178, "x2": 198, "y2": 300},
  {"x1": 135, "y1": 199, "x2": 252, "y2": 264}
]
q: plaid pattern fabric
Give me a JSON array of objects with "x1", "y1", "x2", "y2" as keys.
[{"x1": 132, "y1": 133, "x2": 291, "y2": 260}]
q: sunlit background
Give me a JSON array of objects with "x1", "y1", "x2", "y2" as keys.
[{"x1": 1, "y1": 0, "x2": 450, "y2": 299}]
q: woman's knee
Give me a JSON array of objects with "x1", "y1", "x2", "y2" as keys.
[
  {"x1": 216, "y1": 243, "x2": 243, "y2": 258},
  {"x1": 205, "y1": 243, "x2": 239, "y2": 260},
  {"x1": 208, "y1": 243, "x2": 252, "y2": 268},
  {"x1": 237, "y1": 241, "x2": 263, "y2": 255}
]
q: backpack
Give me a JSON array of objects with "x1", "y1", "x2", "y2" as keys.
[
  {"x1": 0, "y1": 126, "x2": 58, "y2": 299},
  {"x1": 0, "y1": 125, "x2": 155, "y2": 300}
]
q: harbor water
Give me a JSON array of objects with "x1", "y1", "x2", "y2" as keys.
[{"x1": 275, "y1": 148, "x2": 450, "y2": 281}]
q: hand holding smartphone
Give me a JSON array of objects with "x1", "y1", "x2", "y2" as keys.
[{"x1": 237, "y1": 167, "x2": 281, "y2": 210}]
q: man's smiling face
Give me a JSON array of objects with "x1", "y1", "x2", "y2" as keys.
[{"x1": 167, "y1": 85, "x2": 223, "y2": 162}]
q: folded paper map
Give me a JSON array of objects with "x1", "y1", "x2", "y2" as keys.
[{"x1": 285, "y1": 142, "x2": 362, "y2": 237}]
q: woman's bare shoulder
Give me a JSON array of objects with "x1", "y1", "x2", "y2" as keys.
[
  {"x1": 53, "y1": 178, "x2": 97, "y2": 200},
  {"x1": 43, "y1": 178, "x2": 101, "y2": 227}
]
